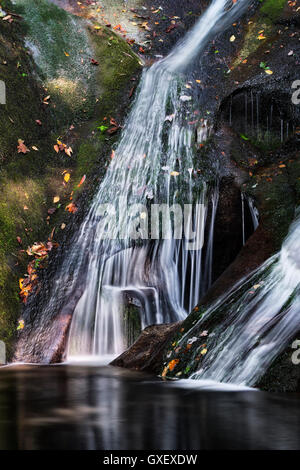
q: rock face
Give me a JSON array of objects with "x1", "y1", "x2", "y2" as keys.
[
  {"x1": 0, "y1": 0, "x2": 140, "y2": 361},
  {"x1": 111, "y1": 322, "x2": 181, "y2": 372},
  {"x1": 112, "y1": 0, "x2": 300, "y2": 392},
  {"x1": 4, "y1": 0, "x2": 300, "y2": 394},
  {"x1": 10, "y1": 0, "x2": 211, "y2": 363}
]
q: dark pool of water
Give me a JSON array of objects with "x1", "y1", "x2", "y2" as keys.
[{"x1": 0, "y1": 364, "x2": 299, "y2": 450}]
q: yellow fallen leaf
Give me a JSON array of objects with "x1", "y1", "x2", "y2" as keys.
[
  {"x1": 230, "y1": 35, "x2": 236, "y2": 42},
  {"x1": 64, "y1": 173, "x2": 71, "y2": 183},
  {"x1": 170, "y1": 171, "x2": 180, "y2": 176},
  {"x1": 61, "y1": 223, "x2": 66, "y2": 230},
  {"x1": 265, "y1": 69, "x2": 273, "y2": 75},
  {"x1": 64, "y1": 51, "x2": 70, "y2": 57},
  {"x1": 201, "y1": 348, "x2": 207, "y2": 355},
  {"x1": 53, "y1": 196, "x2": 60, "y2": 203}
]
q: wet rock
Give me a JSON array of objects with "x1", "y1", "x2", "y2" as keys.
[
  {"x1": 132, "y1": 1, "x2": 300, "y2": 391},
  {"x1": 256, "y1": 334, "x2": 300, "y2": 393},
  {"x1": 111, "y1": 322, "x2": 181, "y2": 372}
]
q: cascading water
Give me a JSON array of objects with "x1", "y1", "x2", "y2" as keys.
[
  {"x1": 177, "y1": 214, "x2": 300, "y2": 386},
  {"x1": 15, "y1": 0, "x2": 253, "y2": 362},
  {"x1": 67, "y1": 0, "x2": 253, "y2": 358}
]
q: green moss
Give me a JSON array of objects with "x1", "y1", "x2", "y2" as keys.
[
  {"x1": 0, "y1": 1, "x2": 140, "y2": 358},
  {"x1": 90, "y1": 26, "x2": 140, "y2": 118},
  {"x1": 231, "y1": 0, "x2": 286, "y2": 71},
  {"x1": 260, "y1": 0, "x2": 286, "y2": 21},
  {"x1": 11, "y1": 0, "x2": 99, "y2": 129},
  {"x1": 123, "y1": 303, "x2": 141, "y2": 347}
]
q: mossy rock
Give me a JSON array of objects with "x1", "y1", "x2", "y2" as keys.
[{"x1": 0, "y1": 0, "x2": 140, "y2": 358}]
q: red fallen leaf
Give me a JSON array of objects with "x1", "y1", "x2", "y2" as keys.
[
  {"x1": 105, "y1": 23, "x2": 111, "y2": 28},
  {"x1": 54, "y1": 144, "x2": 59, "y2": 153},
  {"x1": 139, "y1": 46, "x2": 145, "y2": 53},
  {"x1": 166, "y1": 24, "x2": 176, "y2": 33},
  {"x1": 65, "y1": 202, "x2": 78, "y2": 214},
  {"x1": 111, "y1": 150, "x2": 115, "y2": 159},
  {"x1": 17, "y1": 236, "x2": 22, "y2": 245},
  {"x1": 110, "y1": 117, "x2": 118, "y2": 126},
  {"x1": 77, "y1": 175, "x2": 86, "y2": 187},
  {"x1": 107, "y1": 126, "x2": 119, "y2": 135},
  {"x1": 27, "y1": 264, "x2": 34, "y2": 276},
  {"x1": 90, "y1": 58, "x2": 99, "y2": 66},
  {"x1": 17, "y1": 139, "x2": 30, "y2": 154},
  {"x1": 35, "y1": 119, "x2": 42, "y2": 126}
]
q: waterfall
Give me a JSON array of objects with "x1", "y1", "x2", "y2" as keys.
[
  {"x1": 184, "y1": 214, "x2": 300, "y2": 386},
  {"x1": 17, "y1": 0, "x2": 253, "y2": 362},
  {"x1": 67, "y1": 0, "x2": 252, "y2": 358}
]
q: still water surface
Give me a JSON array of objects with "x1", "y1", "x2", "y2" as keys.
[{"x1": 0, "y1": 363, "x2": 299, "y2": 450}]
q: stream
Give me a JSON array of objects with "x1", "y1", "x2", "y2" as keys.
[{"x1": 0, "y1": 363, "x2": 299, "y2": 450}]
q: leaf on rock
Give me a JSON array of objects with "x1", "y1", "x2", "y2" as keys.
[
  {"x1": 17, "y1": 139, "x2": 30, "y2": 154},
  {"x1": 77, "y1": 175, "x2": 86, "y2": 187},
  {"x1": 66, "y1": 202, "x2": 78, "y2": 214}
]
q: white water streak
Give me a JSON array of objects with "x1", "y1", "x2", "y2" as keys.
[
  {"x1": 190, "y1": 215, "x2": 300, "y2": 386},
  {"x1": 66, "y1": 0, "x2": 252, "y2": 358}
]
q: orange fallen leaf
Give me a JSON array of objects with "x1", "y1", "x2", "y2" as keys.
[
  {"x1": 77, "y1": 175, "x2": 86, "y2": 187},
  {"x1": 17, "y1": 139, "x2": 30, "y2": 154},
  {"x1": 168, "y1": 359, "x2": 180, "y2": 371},
  {"x1": 65, "y1": 202, "x2": 78, "y2": 214}
]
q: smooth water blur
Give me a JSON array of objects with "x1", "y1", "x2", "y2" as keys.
[
  {"x1": 14, "y1": 0, "x2": 254, "y2": 363},
  {"x1": 0, "y1": 365, "x2": 299, "y2": 450},
  {"x1": 188, "y1": 215, "x2": 300, "y2": 386}
]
